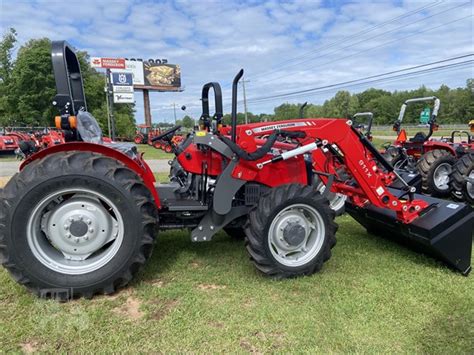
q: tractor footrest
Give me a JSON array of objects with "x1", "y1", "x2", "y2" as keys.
[
  {"x1": 346, "y1": 192, "x2": 473, "y2": 274},
  {"x1": 166, "y1": 199, "x2": 209, "y2": 211}
]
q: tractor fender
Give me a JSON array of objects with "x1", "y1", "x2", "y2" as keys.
[
  {"x1": 423, "y1": 141, "x2": 456, "y2": 156},
  {"x1": 20, "y1": 142, "x2": 161, "y2": 208}
]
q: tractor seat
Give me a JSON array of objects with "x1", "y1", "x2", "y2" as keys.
[
  {"x1": 409, "y1": 131, "x2": 426, "y2": 143},
  {"x1": 77, "y1": 110, "x2": 137, "y2": 158}
]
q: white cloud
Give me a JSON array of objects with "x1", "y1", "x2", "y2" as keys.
[{"x1": 0, "y1": 0, "x2": 472, "y2": 122}]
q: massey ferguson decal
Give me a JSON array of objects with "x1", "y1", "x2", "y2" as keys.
[{"x1": 252, "y1": 121, "x2": 310, "y2": 134}]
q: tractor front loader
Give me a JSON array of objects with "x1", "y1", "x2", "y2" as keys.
[{"x1": 0, "y1": 42, "x2": 472, "y2": 300}]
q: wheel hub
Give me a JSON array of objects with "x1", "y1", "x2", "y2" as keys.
[
  {"x1": 70, "y1": 220, "x2": 88, "y2": 237},
  {"x1": 433, "y1": 163, "x2": 452, "y2": 190},
  {"x1": 40, "y1": 195, "x2": 119, "y2": 261},
  {"x1": 283, "y1": 221, "x2": 306, "y2": 246},
  {"x1": 269, "y1": 204, "x2": 326, "y2": 267}
]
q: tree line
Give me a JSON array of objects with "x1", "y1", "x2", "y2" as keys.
[
  {"x1": 0, "y1": 29, "x2": 136, "y2": 137},
  {"x1": 1, "y1": 28, "x2": 473, "y2": 138},
  {"x1": 225, "y1": 80, "x2": 473, "y2": 126}
]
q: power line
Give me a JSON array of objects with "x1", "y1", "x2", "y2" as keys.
[
  {"x1": 245, "y1": 54, "x2": 474, "y2": 103},
  {"x1": 249, "y1": 1, "x2": 446, "y2": 81},
  {"x1": 245, "y1": 61, "x2": 473, "y2": 106},
  {"x1": 254, "y1": 11, "x2": 473, "y2": 86},
  {"x1": 221, "y1": 56, "x2": 473, "y2": 111}
]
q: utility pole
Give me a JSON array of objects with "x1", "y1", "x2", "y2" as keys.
[
  {"x1": 173, "y1": 102, "x2": 177, "y2": 124},
  {"x1": 105, "y1": 69, "x2": 116, "y2": 140},
  {"x1": 240, "y1": 79, "x2": 250, "y2": 124}
]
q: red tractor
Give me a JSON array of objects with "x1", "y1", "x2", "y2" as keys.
[
  {"x1": 0, "y1": 41, "x2": 472, "y2": 300},
  {"x1": 383, "y1": 97, "x2": 473, "y2": 197},
  {"x1": 0, "y1": 128, "x2": 20, "y2": 153},
  {"x1": 134, "y1": 124, "x2": 161, "y2": 145},
  {"x1": 35, "y1": 128, "x2": 66, "y2": 148}
]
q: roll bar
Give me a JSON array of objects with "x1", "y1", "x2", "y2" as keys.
[
  {"x1": 394, "y1": 96, "x2": 440, "y2": 139},
  {"x1": 353, "y1": 112, "x2": 374, "y2": 137},
  {"x1": 200, "y1": 82, "x2": 223, "y2": 125},
  {"x1": 299, "y1": 102, "x2": 308, "y2": 118},
  {"x1": 51, "y1": 40, "x2": 87, "y2": 116},
  {"x1": 231, "y1": 69, "x2": 244, "y2": 142}
]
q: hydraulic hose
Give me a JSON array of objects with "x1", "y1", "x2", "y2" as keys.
[{"x1": 220, "y1": 130, "x2": 306, "y2": 161}]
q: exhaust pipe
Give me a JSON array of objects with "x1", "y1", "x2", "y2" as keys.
[{"x1": 346, "y1": 190, "x2": 473, "y2": 275}]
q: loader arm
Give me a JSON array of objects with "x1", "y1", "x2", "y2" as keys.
[{"x1": 233, "y1": 118, "x2": 427, "y2": 223}]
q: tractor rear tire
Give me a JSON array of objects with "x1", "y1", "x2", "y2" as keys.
[
  {"x1": 0, "y1": 151, "x2": 158, "y2": 300},
  {"x1": 450, "y1": 153, "x2": 474, "y2": 204},
  {"x1": 417, "y1": 149, "x2": 456, "y2": 197},
  {"x1": 244, "y1": 184, "x2": 337, "y2": 278}
]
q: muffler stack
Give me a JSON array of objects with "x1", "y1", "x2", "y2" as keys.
[{"x1": 346, "y1": 191, "x2": 473, "y2": 275}]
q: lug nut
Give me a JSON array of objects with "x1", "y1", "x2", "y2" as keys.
[
  {"x1": 64, "y1": 225, "x2": 69, "y2": 230},
  {"x1": 66, "y1": 233, "x2": 71, "y2": 238},
  {"x1": 75, "y1": 238, "x2": 80, "y2": 243},
  {"x1": 89, "y1": 228, "x2": 94, "y2": 233},
  {"x1": 86, "y1": 219, "x2": 92, "y2": 225}
]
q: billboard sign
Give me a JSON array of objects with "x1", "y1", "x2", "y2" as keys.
[
  {"x1": 90, "y1": 57, "x2": 126, "y2": 69},
  {"x1": 111, "y1": 72, "x2": 133, "y2": 86},
  {"x1": 111, "y1": 60, "x2": 145, "y2": 86},
  {"x1": 113, "y1": 93, "x2": 134, "y2": 104},
  {"x1": 135, "y1": 63, "x2": 181, "y2": 90}
]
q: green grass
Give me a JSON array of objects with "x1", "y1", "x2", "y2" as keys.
[
  {"x1": 0, "y1": 144, "x2": 173, "y2": 162},
  {"x1": 0, "y1": 209, "x2": 472, "y2": 352},
  {"x1": 0, "y1": 152, "x2": 18, "y2": 162},
  {"x1": 137, "y1": 144, "x2": 173, "y2": 160}
]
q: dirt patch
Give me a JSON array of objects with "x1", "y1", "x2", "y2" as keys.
[
  {"x1": 149, "y1": 279, "x2": 166, "y2": 288},
  {"x1": 239, "y1": 339, "x2": 261, "y2": 353},
  {"x1": 0, "y1": 176, "x2": 10, "y2": 188},
  {"x1": 197, "y1": 283, "x2": 226, "y2": 290},
  {"x1": 113, "y1": 296, "x2": 144, "y2": 321},
  {"x1": 20, "y1": 340, "x2": 39, "y2": 353},
  {"x1": 149, "y1": 299, "x2": 179, "y2": 321},
  {"x1": 190, "y1": 261, "x2": 201, "y2": 268},
  {"x1": 209, "y1": 321, "x2": 225, "y2": 329}
]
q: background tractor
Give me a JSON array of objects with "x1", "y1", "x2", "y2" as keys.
[
  {"x1": 134, "y1": 124, "x2": 162, "y2": 145},
  {"x1": 383, "y1": 97, "x2": 473, "y2": 197},
  {"x1": 0, "y1": 41, "x2": 472, "y2": 300}
]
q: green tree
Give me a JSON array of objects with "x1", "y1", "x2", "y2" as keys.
[
  {"x1": 0, "y1": 28, "x2": 17, "y2": 123},
  {"x1": 182, "y1": 115, "x2": 194, "y2": 128}
]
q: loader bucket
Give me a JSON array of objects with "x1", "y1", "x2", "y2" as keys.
[{"x1": 346, "y1": 191, "x2": 473, "y2": 275}]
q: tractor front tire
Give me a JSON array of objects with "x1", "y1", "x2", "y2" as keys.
[
  {"x1": 0, "y1": 151, "x2": 158, "y2": 300},
  {"x1": 244, "y1": 184, "x2": 337, "y2": 278},
  {"x1": 417, "y1": 149, "x2": 456, "y2": 197},
  {"x1": 450, "y1": 153, "x2": 474, "y2": 204}
]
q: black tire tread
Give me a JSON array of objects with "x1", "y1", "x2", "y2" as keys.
[
  {"x1": 244, "y1": 184, "x2": 337, "y2": 279},
  {"x1": 417, "y1": 149, "x2": 455, "y2": 196},
  {"x1": 0, "y1": 151, "x2": 158, "y2": 300},
  {"x1": 450, "y1": 152, "x2": 474, "y2": 203}
]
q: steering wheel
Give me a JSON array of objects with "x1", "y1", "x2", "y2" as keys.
[{"x1": 151, "y1": 125, "x2": 181, "y2": 143}]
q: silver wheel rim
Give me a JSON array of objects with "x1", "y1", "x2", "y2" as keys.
[
  {"x1": 433, "y1": 162, "x2": 452, "y2": 191},
  {"x1": 467, "y1": 170, "x2": 474, "y2": 199},
  {"x1": 268, "y1": 203, "x2": 325, "y2": 267},
  {"x1": 317, "y1": 183, "x2": 346, "y2": 212},
  {"x1": 27, "y1": 188, "x2": 124, "y2": 275}
]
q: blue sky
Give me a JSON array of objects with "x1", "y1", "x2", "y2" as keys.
[{"x1": 0, "y1": 0, "x2": 473, "y2": 123}]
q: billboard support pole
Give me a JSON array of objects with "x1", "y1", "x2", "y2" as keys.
[
  {"x1": 143, "y1": 89, "x2": 152, "y2": 127},
  {"x1": 105, "y1": 74, "x2": 111, "y2": 138},
  {"x1": 106, "y1": 69, "x2": 116, "y2": 140}
]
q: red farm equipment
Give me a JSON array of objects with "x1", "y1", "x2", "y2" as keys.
[
  {"x1": 0, "y1": 128, "x2": 20, "y2": 153},
  {"x1": 0, "y1": 41, "x2": 472, "y2": 300},
  {"x1": 383, "y1": 97, "x2": 474, "y2": 197},
  {"x1": 134, "y1": 124, "x2": 161, "y2": 145}
]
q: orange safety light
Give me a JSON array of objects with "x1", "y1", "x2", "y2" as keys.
[
  {"x1": 68, "y1": 116, "x2": 77, "y2": 129},
  {"x1": 54, "y1": 116, "x2": 61, "y2": 129}
]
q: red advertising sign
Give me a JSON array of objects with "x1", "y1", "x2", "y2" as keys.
[{"x1": 90, "y1": 57, "x2": 126, "y2": 69}]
